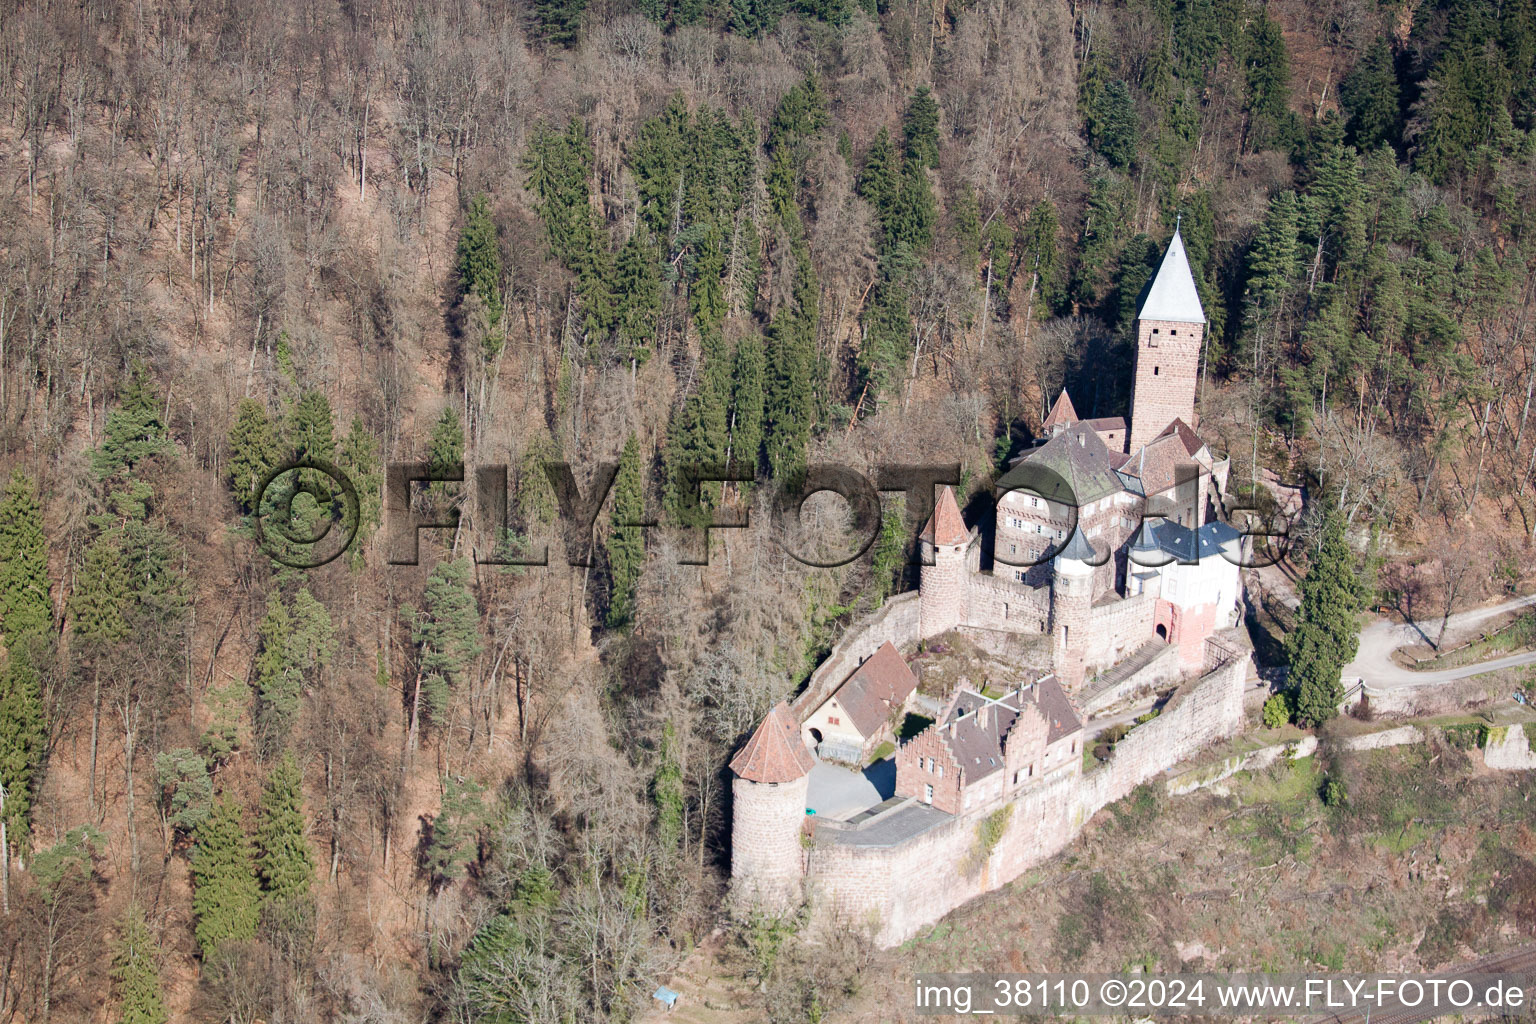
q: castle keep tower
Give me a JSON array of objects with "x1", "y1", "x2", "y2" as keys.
[
  {"x1": 919, "y1": 486, "x2": 970, "y2": 639},
  {"x1": 1050, "y1": 529, "x2": 1097, "y2": 686},
  {"x1": 729, "y1": 702, "x2": 814, "y2": 910},
  {"x1": 1128, "y1": 228, "x2": 1206, "y2": 454}
]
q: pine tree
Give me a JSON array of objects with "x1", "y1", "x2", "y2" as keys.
[
  {"x1": 0, "y1": 471, "x2": 51, "y2": 647},
  {"x1": 1244, "y1": 190, "x2": 1299, "y2": 326},
  {"x1": 191, "y1": 797, "x2": 260, "y2": 959},
  {"x1": 1244, "y1": 11, "x2": 1293, "y2": 150},
  {"x1": 286, "y1": 390, "x2": 336, "y2": 464},
  {"x1": 72, "y1": 535, "x2": 129, "y2": 648},
  {"x1": 902, "y1": 87, "x2": 941, "y2": 168},
  {"x1": 227, "y1": 399, "x2": 280, "y2": 514},
  {"x1": 153, "y1": 748, "x2": 212, "y2": 837},
  {"x1": 763, "y1": 251, "x2": 819, "y2": 483},
  {"x1": 729, "y1": 335, "x2": 766, "y2": 477},
  {"x1": 1340, "y1": 38, "x2": 1400, "y2": 150},
  {"x1": 409, "y1": 560, "x2": 482, "y2": 728},
  {"x1": 254, "y1": 590, "x2": 334, "y2": 758},
  {"x1": 338, "y1": 416, "x2": 383, "y2": 570},
  {"x1": 1089, "y1": 79, "x2": 1139, "y2": 168},
  {"x1": 112, "y1": 903, "x2": 169, "y2": 1024},
  {"x1": 91, "y1": 361, "x2": 173, "y2": 479},
  {"x1": 423, "y1": 777, "x2": 485, "y2": 888},
  {"x1": 534, "y1": 0, "x2": 587, "y2": 46},
  {"x1": 455, "y1": 194, "x2": 504, "y2": 333},
  {"x1": 253, "y1": 595, "x2": 296, "y2": 758},
  {"x1": 613, "y1": 225, "x2": 662, "y2": 371},
  {"x1": 255, "y1": 752, "x2": 314, "y2": 904},
  {"x1": 605, "y1": 434, "x2": 646, "y2": 630},
  {"x1": 0, "y1": 645, "x2": 44, "y2": 845},
  {"x1": 1019, "y1": 201, "x2": 1060, "y2": 316},
  {"x1": 1285, "y1": 513, "x2": 1364, "y2": 726},
  {"x1": 653, "y1": 721, "x2": 684, "y2": 855}
]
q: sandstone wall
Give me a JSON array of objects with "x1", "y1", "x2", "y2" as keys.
[
  {"x1": 1484, "y1": 724, "x2": 1536, "y2": 770},
  {"x1": 808, "y1": 644, "x2": 1250, "y2": 946},
  {"x1": 1085, "y1": 590, "x2": 1158, "y2": 671}
]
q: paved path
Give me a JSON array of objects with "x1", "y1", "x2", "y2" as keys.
[{"x1": 1343, "y1": 593, "x2": 1536, "y2": 688}]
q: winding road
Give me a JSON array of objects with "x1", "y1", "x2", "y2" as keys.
[{"x1": 1342, "y1": 593, "x2": 1536, "y2": 688}]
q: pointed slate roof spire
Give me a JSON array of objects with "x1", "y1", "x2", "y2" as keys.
[
  {"x1": 730, "y1": 702, "x2": 814, "y2": 783},
  {"x1": 1055, "y1": 527, "x2": 1099, "y2": 564},
  {"x1": 1043, "y1": 388, "x2": 1078, "y2": 431},
  {"x1": 920, "y1": 486, "x2": 970, "y2": 546},
  {"x1": 1138, "y1": 228, "x2": 1206, "y2": 325}
]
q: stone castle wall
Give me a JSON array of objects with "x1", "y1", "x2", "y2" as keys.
[
  {"x1": 966, "y1": 570, "x2": 1052, "y2": 633},
  {"x1": 791, "y1": 592, "x2": 922, "y2": 718},
  {"x1": 1083, "y1": 590, "x2": 1158, "y2": 673},
  {"x1": 807, "y1": 644, "x2": 1249, "y2": 946}
]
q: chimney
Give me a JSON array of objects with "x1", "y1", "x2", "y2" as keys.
[{"x1": 1078, "y1": 432, "x2": 1086, "y2": 447}]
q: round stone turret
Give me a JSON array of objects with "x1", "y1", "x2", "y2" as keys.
[
  {"x1": 919, "y1": 486, "x2": 970, "y2": 639},
  {"x1": 729, "y1": 702, "x2": 814, "y2": 911},
  {"x1": 1051, "y1": 529, "x2": 1098, "y2": 686}
]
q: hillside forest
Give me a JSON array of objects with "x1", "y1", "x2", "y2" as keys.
[{"x1": 0, "y1": 0, "x2": 1533, "y2": 1020}]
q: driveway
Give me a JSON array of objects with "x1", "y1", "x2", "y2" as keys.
[{"x1": 1343, "y1": 593, "x2": 1536, "y2": 688}]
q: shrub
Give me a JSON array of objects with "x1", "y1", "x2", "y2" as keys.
[
  {"x1": 1442, "y1": 723, "x2": 1488, "y2": 750},
  {"x1": 1262, "y1": 691, "x2": 1294, "y2": 728},
  {"x1": 1320, "y1": 774, "x2": 1348, "y2": 807}
]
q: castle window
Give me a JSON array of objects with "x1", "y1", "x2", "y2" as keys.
[
  {"x1": 1171, "y1": 330, "x2": 1178, "y2": 336},
  {"x1": 1030, "y1": 497, "x2": 1039, "y2": 508},
  {"x1": 1013, "y1": 771, "x2": 1020, "y2": 784},
  {"x1": 924, "y1": 784, "x2": 934, "y2": 803},
  {"x1": 828, "y1": 716, "x2": 840, "y2": 725},
  {"x1": 936, "y1": 764, "x2": 943, "y2": 777},
  {"x1": 1154, "y1": 366, "x2": 1160, "y2": 375}
]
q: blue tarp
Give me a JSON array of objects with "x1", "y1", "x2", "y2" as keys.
[{"x1": 652, "y1": 986, "x2": 679, "y2": 1009}]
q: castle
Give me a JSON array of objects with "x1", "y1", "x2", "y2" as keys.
[{"x1": 728, "y1": 229, "x2": 1255, "y2": 947}]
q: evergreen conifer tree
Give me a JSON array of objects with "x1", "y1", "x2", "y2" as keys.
[
  {"x1": 286, "y1": 390, "x2": 336, "y2": 464},
  {"x1": 255, "y1": 752, "x2": 315, "y2": 904},
  {"x1": 423, "y1": 776, "x2": 486, "y2": 888},
  {"x1": 338, "y1": 416, "x2": 383, "y2": 569},
  {"x1": 227, "y1": 399, "x2": 280, "y2": 514},
  {"x1": 112, "y1": 903, "x2": 169, "y2": 1024},
  {"x1": 1286, "y1": 513, "x2": 1364, "y2": 726},
  {"x1": 410, "y1": 560, "x2": 482, "y2": 728},
  {"x1": 190, "y1": 797, "x2": 261, "y2": 959},
  {"x1": 1340, "y1": 38, "x2": 1400, "y2": 150},
  {"x1": 0, "y1": 645, "x2": 43, "y2": 845},
  {"x1": 902, "y1": 87, "x2": 941, "y2": 168},
  {"x1": 455, "y1": 194, "x2": 504, "y2": 333},
  {"x1": 91, "y1": 361, "x2": 173, "y2": 479},
  {"x1": 0, "y1": 470, "x2": 51, "y2": 646}
]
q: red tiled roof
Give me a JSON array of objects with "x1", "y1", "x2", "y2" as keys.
[
  {"x1": 920, "y1": 486, "x2": 969, "y2": 546},
  {"x1": 824, "y1": 641, "x2": 919, "y2": 737},
  {"x1": 1033, "y1": 674, "x2": 1082, "y2": 745},
  {"x1": 730, "y1": 702, "x2": 814, "y2": 783},
  {"x1": 1043, "y1": 389, "x2": 1078, "y2": 429},
  {"x1": 1156, "y1": 418, "x2": 1206, "y2": 458}
]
